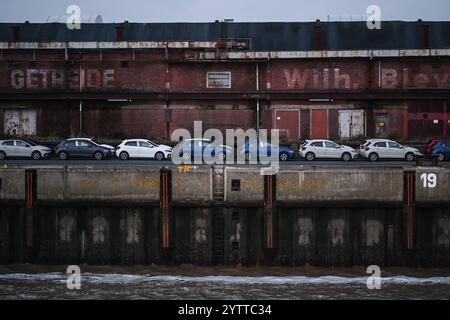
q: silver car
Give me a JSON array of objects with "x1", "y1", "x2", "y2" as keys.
[
  {"x1": 299, "y1": 139, "x2": 358, "y2": 161},
  {"x1": 0, "y1": 138, "x2": 52, "y2": 160},
  {"x1": 358, "y1": 139, "x2": 422, "y2": 162}
]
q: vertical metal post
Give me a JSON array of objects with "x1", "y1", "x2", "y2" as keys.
[
  {"x1": 256, "y1": 63, "x2": 260, "y2": 134},
  {"x1": 79, "y1": 100, "x2": 83, "y2": 136},
  {"x1": 264, "y1": 175, "x2": 276, "y2": 264},
  {"x1": 161, "y1": 170, "x2": 171, "y2": 249},
  {"x1": 24, "y1": 170, "x2": 37, "y2": 263},
  {"x1": 403, "y1": 171, "x2": 415, "y2": 251},
  {"x1": 444, "y1": 101, "x2": 447, "y2": 137}
]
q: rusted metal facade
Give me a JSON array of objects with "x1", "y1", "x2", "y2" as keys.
[{"x1": 0, "y1": 21, "x2": 449, "y2": 142}]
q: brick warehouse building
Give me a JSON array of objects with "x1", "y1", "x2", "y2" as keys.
[{"x1": 0, "y1": 21, "x2": 449, "y2": 143}]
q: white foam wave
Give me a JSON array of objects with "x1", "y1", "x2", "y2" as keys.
[{"x1": 1, "y1": 273, "x2": 450, "y2": 286}]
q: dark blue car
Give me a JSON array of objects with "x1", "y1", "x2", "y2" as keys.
[
  {"x1": 429, "y1": 140, "x2": 450, "y2": 161},
  {"x1": 178, "y1": 138, "x2": 233, "y2": 162},
  {"x1": 240, "y1": 140, "x2": 295, "y2": 161},
  {"x1": 55, "y1": 138, "x2": 115, "y2": 160}
]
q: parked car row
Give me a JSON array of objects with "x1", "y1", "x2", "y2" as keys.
[
  {"x1": 0, "y1": 138, "x2": 173, "y2": 161},
  {"x1": 0, "y1": 137, "x2": 448, "y2": 162}
]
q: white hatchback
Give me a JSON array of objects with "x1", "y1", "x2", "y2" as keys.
[
  {"x1": 0, "y1": 138, "x2": 52, "y2": 160},
  {"x1": 299, "y1": 139, "x2": 358, "y2": 161},
  {"x1": 115, "y1": 139, "x2": 172, "y2": 160},
  {"x1": 358, "y1": 139, "x2": 422, "y2": 162}
]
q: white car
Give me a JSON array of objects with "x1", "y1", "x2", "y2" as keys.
[
  {"x1": 299, "y1": 139, "x2": 358, "y2": 161},
  {"x1": 358, "y1": 139, "x2": 422, "y2": 162},
  {"x1": 0, "y1": 138, "x2": 52, "y2": 160},
  {"x1": 115, "y1": 139, "x2": 172, "y2": 160}
]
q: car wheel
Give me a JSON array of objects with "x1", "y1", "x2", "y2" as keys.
[
  {"x1": 94, "y1": 151, "x2": 103, "y2": 160},
  {"x1": 438, "y1": 153, "x2": 446, "y2": 162},
  {"x1": 342, "y1": 152, "x2": 351, "y2": 162},
  {"x1": 31, "y1": 151, "x2": 41, "y2": 160},
  {"x1": 58, "y1": 152, "x2": 68, "y2": 160},
  {"x1": 279, "y1": 152, "x2": 289, "y2": 161},
  {"x1": 155, "y1": 152, "x2": 165, "y2": 161},
  {"x1": 305, "y1": 152, "x2": 315, "y2": 161},
  {"x1": 0, "y1": 151, "x2": 6, "y2": 160},
  {"x1": 119, "y1": 151, "x2": 129, "y2": 160},
  {"x1": 369, "y1": 153, "x2": 378, "y2": 162},
  {"x1": 405, "y1": 152, "x2": 415, "y2": 162}
]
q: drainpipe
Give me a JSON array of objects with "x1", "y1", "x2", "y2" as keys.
[
  {"x1": 256, "y1": 63, "x2": 260, "y2": 134},
  {"x1": 79, "y1": 100, "x2": 83, "y2": 136},
  {"x1": 79, "y1": 58, "x2": 83, "y2": 136}
]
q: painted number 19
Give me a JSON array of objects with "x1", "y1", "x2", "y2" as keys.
[{"x1": 420, "y1": 173, "x2": 437, "y2": 188}]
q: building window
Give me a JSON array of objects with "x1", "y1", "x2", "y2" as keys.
[
  {"x1": 207, "y1": 72, "x2": 231, "y2": 89},
  {"x1": 231, "y1": 179, "x2": 241, "y2": 191}
]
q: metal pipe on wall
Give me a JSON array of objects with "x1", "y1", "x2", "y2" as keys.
[
  {"x1": 256, "y1": 63, "x2": 260, "y2": 134},
  {"x1": 79, "y1": 100, "x2": 83, "y2": 135}
]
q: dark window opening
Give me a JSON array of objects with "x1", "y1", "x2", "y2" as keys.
[
  {"x1": 231, "y1": 179, "x2": 241, "y2": 191},
  {"x1": 232, "y1": 240, "x2": 239, "y2": 250}
]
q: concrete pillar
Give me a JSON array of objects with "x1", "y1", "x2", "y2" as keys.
[
  {"x1": 55, "y1": 207, "x2": 79, "y2": 264},
  {"x1": 86, "y1": 207, "x2": 111, "y2": 265},
  {"x1": 432, "y1": 208, "x2": 450, "y2": 267},
  {"x1": 0, "y1": 208, "x2": 11, "y2": 263},
  {"x1": 292, "y1": 208, "x2": 314, "y2": 266},
  {"x1": 117, "y1": 208, "x2": 144, "y2": 264},
  {"x1": 191, "y1": 208, "x2": 212, "y2": 265}
]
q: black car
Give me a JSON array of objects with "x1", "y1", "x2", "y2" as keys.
[{"x1": 55, "y1": 138, "x2": 115, "y2": 160}]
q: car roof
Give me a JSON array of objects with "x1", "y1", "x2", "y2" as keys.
[
  {"x1": 364, "y1": 139, "x2": 393, "y2": 142},
  {"x1": 67, "y1": 138, "x2": 92, "y2": 141}
]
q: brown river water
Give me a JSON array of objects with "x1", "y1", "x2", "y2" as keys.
[{"x1": 1, "y1": 265, "x2": 450, "y2": 300}]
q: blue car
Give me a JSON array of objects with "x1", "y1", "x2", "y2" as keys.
[
  {"x1": 240, "y1": 140, "x2": 295, "y2": 161},
  {"x1": 178, "y1": 138, "x2": 233, "y2": 162},
  {"x1": 429, "y1": 140, "x2": 450, "y2": 161}
]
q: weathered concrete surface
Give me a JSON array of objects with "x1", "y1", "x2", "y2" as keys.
[
  {"x1": 277, "y1": 168, "x2": 404, "y2": 204},
  {"x1": 0, "y1": 167, "x2": 24, "y2": 200},
  {"x1": 37, "y1": 166, "x2": 160, "y2": 203},
  {"x1": 415, "y1": 167, "x2": 450, "y2": 205},
  {"x1": 171, "y1": 167, "x2": 212, "y2": 205},
  {"x1": 224, "y1": 167, "x2": 264, "y2": 205}
]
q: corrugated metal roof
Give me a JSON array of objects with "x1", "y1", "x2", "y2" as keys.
[{"x1": 1, "y1": 21, "x2": 449, "y2": 50}]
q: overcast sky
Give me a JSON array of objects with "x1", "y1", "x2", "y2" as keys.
[{"x1": 0, "y1": 0, "x2": 449, "y2": 23}]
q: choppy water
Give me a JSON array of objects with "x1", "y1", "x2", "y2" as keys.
[{"x1": 1, "y1": 266, "x2": 450, "y2": 299}]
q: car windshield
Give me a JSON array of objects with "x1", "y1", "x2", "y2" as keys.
[
  {"x1": 90, "y1": 140, "x2": 101, "y2": 146},
  {"x1": 146, "y1": 140, "x2": 158, "y2": 147}
]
